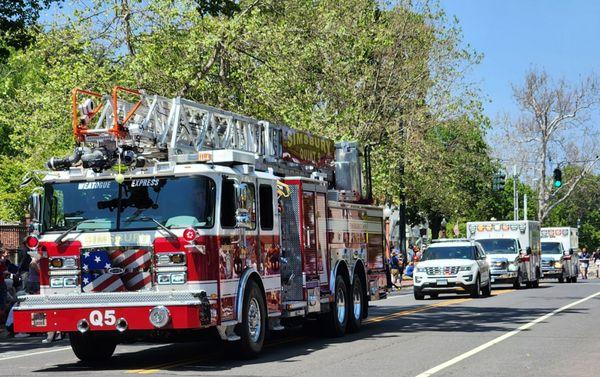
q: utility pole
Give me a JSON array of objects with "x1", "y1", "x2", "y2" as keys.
[
  {"x1": 523, "y1": 193, "x2": 528, "y2": 221},
  {"x1": 513, "y1": 165, "x2": 518, "y2": 221},
  {"x1": 398, "y1": 115, "x2": 407, "y2": 256}
]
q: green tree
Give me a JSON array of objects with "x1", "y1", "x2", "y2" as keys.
[
  {"x1": 0, "y1": 0, "x2": 496, "y2": 226},
  {"x1": 545, "y1": 169, "x2": 600, "y2": 250}
]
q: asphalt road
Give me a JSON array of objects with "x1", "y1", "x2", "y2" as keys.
[{"x1": 2, "y1": 281, "x2": 599, "y2": 376}]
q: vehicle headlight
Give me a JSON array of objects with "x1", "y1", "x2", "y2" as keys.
[
  {"x1": 554, "y1": 262, "x2": 562, "y2": 268},
  {"x1": 157, "y1": 272, "x2": 187, "y2": 285},
  {"x1": 50, "y1": 277, "x2": 64, "y2": 288},
  {"x1": 170, "y1": 273, "x2": 186, "y2": 284},
  {"x1": 459, "y1": 266, "x2": 472, "y2": 271},
  {"x1": 63, "y1": 257, "x2": 77, "y2": 268},
  {"x1": 508, "y1": 263, "x2": 518, "y2": 271},
  {"x1": 416, "y1": 267, "x2": 426, "y2": 273}
]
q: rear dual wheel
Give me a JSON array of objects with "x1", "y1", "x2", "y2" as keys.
[{"x1": 347, "y1": 275, "x2": 365, "y2": 333}]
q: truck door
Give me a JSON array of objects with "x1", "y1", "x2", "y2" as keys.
[{"x1": 302, "y1": 190, "x2": 319, "y2": 279}]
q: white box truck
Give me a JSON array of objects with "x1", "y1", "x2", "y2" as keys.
[
  {"x1": 467, "y1": 221, "x2": 541, "y2": 288},
  {"x1": 541, "y1": 227, "x2": 579, "y2": 283}
]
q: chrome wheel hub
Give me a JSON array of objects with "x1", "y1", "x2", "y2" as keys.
[
  {"x1": 353, "y1": 283, "x2": 362, "y2": 320},
  {"x1": 248, "y1": 297, "x2": 261, "y2": 343},
  {"x1": 336, "y1": 287, "x2": 346, "y2": 324}
]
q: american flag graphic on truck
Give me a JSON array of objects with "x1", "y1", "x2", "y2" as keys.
[{"x1": 81, "y1": 248, "x2": 152, "y2": 293}]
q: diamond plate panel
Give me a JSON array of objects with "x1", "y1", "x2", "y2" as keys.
[{"x1": 280, "y1": 184, "x2": 304, "y2": 301}]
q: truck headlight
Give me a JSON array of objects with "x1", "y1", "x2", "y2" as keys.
[
  {"x1": 554, "y1": 262, "x2": 562, "y2": 269},
  {"x1": 508, "y1": 264, "x2": 518, "y2": 271},
  {"x1": 459, "y1": 266, "x2": 472, "y2": 271},
  {"x1": 171, "y1": 273, "x2": 186, "y2": 284},
  {"x1": 50, "y1": 277, "x2": 64, "y2": 288}
]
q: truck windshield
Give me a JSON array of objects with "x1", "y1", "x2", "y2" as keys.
[
  {"x1": 44, "y1": 176, "x2": 216, "y2": 231},
  {"x1": 541, "y1": 242, "x2": 563, "y2": 254},
  {"x1": 476, "y1": 238, "x2": 517, "y2": 254},
  {"x1": 421, "y1": 246, "x2": 475, "y2": 261}
]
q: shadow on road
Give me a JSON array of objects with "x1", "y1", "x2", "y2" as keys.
[{"x1": 31, "y1": 297, "x2": 590, "y2": 374}]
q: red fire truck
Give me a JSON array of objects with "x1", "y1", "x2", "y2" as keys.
[{"x1": 15, "y1": 87, "x2": 388, "y2": 361}]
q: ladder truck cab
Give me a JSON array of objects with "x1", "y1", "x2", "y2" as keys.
[
  {"x1": 467, "y1": 221, "x2": 542, "y2": 289},
  {"x1": 541, "y1": 227, "x2": 579, "y2": 283},
  {"x1": 15, "y1": 87, "x2": 388, "y2": 361}
]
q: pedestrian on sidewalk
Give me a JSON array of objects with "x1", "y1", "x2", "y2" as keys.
[
  {"x1": 579, "y1": 248, "x2": 591, "y2": 280},
  {"x1": 390, "y1": 248, "x2": 402, "y2": 290},
  {"x1": 594, "y1": 249, "x2": 600, "y2": 279},
  {"x1": 0, "y1": 243, "x2": 19, "y2": 323}
]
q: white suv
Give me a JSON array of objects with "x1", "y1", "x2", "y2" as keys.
[{"x1": 413, "y1": 241, "x2": 491, "y2": 300}]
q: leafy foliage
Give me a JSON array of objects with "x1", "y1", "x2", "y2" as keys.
[
  {"x1": 0, "y1": 0, "x2": 496, "y2": 226},
  {"x1": 0, "y1": 0, "x2": 62, "y2": 60}
]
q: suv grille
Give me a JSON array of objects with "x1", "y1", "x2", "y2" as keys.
[{"x1": 425, "y1": 266, "x2": 460, "y2": 276}]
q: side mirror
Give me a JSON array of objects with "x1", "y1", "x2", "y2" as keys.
[
  {"x1": 526, "y1": 247, "x2": 532, "y2": 255},
  {"x1": 235, "y1": 183, "x2": 249, "y2": 208},
  {"x1": 28, "y1": 193, "x2": 42, "y2": 231},
  {"x1": 235, "y1": 208, "x2": 252, "y2": 229},
  {"x1": 235, "y1": 183, "x2": 252, "y2": 229}
]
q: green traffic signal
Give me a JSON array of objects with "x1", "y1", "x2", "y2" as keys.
[{"x1": 553, "y1": 168, "x2": 562, "y2": 188}]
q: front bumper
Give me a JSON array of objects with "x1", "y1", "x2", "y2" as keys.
[
  {"x1": 14, "y1": 291, "x2": 212, "y2": 333},
  {"x1": 489, "y1": 269, "x2": 517, "y2": 284},
  {"x1": 541, "y1": 267, "x2": 562, "y2": 279},
  {"x1": 413, "y1": 273, "x2": 475, "y2": 293}
]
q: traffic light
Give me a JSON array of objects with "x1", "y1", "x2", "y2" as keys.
[
  {"x1": 553, "y1": 168, "x2": 562, "y2": 188},
  {"x1": 492, "y1": 171, "x2": 506, "y2": 191}
]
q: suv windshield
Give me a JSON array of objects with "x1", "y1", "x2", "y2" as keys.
[
  {"x1": 44, "y1": 176, "x2": 216, "y2": 231},
  {"x1": 476, "y1": 238, "x2": 517, "y2": 254},
  {"x1": 421, "y1": 246, "x2": 475, "y2": 261},
  {"x1": 541, "y1": 242, "x2": 563, "y2": 254}
]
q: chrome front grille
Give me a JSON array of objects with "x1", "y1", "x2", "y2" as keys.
[
  {"x1": 425, "y1": 266, "x2": 459, "y2": 276},
  {"x1": 490, "y1": 260, "x2": 508, "y2": 270}
]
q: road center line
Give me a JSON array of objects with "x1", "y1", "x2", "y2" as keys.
[
  {"x1": 414, "y1": 290, "x2": 600, "y2": 377},
  {"x1": 133, "y1": 290, "x2": 517, "y2": 374},
  {"x1": 0, "y1": 346, "x2": 71, "y2": 361}
]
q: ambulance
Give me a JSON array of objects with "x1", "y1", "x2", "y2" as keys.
[
  {"x1": 467, "y1": 221, "x2": 541, "y2": 288},
  {"x1": 541, "y1": 227, "x2": 579, "y2": 283}
]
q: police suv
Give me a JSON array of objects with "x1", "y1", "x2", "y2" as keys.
[{"x1": 413, "y1": 240, "x2": 491, "y2": 300}]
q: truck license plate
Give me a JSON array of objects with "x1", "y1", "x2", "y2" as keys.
[{"x1": 436, "y1": 279, "x2": 448, "y2": 286}]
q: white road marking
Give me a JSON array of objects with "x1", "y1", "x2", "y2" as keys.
[
  {"x1": 0, "y1": 346, "x2": 72, "y2": 361},
  {"x1": 415, "y1": 290, "x2": 600, "y2": 377}
]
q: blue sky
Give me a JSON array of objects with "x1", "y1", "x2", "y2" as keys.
[{"x1": 441, "y1": 0, "x2": 600, "y2": 120}]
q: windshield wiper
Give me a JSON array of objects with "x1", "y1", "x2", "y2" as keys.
[
  {"x1": 55, "y1": 219, "x2": 105, "y2": 245},
  {"x1": 127, "y1": 216, "x2": 178, "y2": 239}
]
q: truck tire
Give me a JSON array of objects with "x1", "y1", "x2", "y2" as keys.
[
  {"x1": 482, "y1": 277, "x2": 492, "y2": 297},
  {"x1": 532, "y1": 279, "x2": 539, "y2": 288},
  {"x1": 236, "y1": 279, "x2": 267, "y2": 358},
  {"x1": 513, "y1": 273, "x2": 521, "y2": 289},
  {"x1": 558, "y1": 276, "x2": 564, "y2": 283},
  {"x1": 572, "y1": 276, "x2": 577, "y2": 283},
  {"x1": 70, "y1": 332, "x2": 117, "y2": 363},
  {"x1": 325, "y1": 274, "x2": 349, "y2": 337},
  {"x1": 413, "y1": 290, "x2": 425, "y2": 300},
  {"x1": 347, "y1": 275, "x2": 365, "y2": 333},
  {"x1": 470, "y1": 275, "x2": 481, "y2": 298}
]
